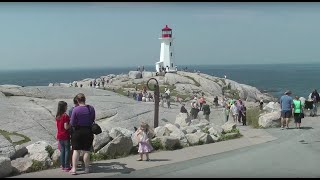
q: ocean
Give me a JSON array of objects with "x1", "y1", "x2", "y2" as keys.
[{"x1": 0, "y1": 63, "x2": 319, "y2": 99}]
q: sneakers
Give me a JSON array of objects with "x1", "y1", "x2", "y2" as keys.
[
  {"x1": 281, "y1": 127, "x2": 284, "y2": 130},
  {"x1": 63, "y1": 167, "x2": 71, "y2": 172}
]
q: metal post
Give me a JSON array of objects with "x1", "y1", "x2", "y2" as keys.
[{"x1": 147, "y1": 78, "x2": 160, "y2": 128}]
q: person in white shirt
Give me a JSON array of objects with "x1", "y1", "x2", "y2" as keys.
[{"x1": 230, "y1": 103, "x2": 238, "y2": 123}]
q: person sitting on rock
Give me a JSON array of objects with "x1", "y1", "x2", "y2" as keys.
[{"x1": 180, "y1": 103, "x2": 189, "y2": 116}]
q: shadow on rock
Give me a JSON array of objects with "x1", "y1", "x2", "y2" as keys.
[{"x1": 89, "y1": 162, "x2": 135, "y2": 174}]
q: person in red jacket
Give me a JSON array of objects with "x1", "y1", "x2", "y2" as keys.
[{"x1": 56, "y1": 101, "x2": 71, "y2": 172}]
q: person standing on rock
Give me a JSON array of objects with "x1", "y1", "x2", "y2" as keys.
[
  {"x1": 69, "y1": 93, "x2": 95, "y2": 175},
  {"x1": 237, "y1": 99, "x2": 245, "y2": 124},
  {"x1": 190, "y1": 97, "x2": 199, "y2": 119},
  {"x1": 213, "y1": 96, "x2": 219, "y2": 107},
  {"x1": 280, "y1": 90, "x2": 293, "y2": 130},
  {"x1": 199, "y1": 96, "x2": 205, "y2": 111},
  {"x1": 230, "y1": 102, "x2": 238, "y2": 123},
  {"x1": 259, "y1": 99, "x2": 264, "y2": 110},
  {"x1": 224, "y1": 103, "x2": 231, "y2": 122},
  {"x1": 55, "y1": 101, "x2": 71, "y2": 172},
  {"x1": 293, "y1": 96, "x2": 304, "y2": 129},
  {"x1": 202, "y1": 101, "x2": 211, "y2": 120},
  {"x1": 242, "y1": 105, "x2": 247, "y2": 126}
]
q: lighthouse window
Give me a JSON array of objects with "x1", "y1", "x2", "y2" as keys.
[{"x1": 170, "y1": 52, "x2": 172, "y2": 57}]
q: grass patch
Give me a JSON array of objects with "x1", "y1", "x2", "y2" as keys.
[
  {"x1": 184, "y1": 75, "x2": 201, "y2": 87},
  {"x1": 246, "y1": 107, "x2": 262, "y2": 128},
  {"x1": 105, "y1": 87, "x2": 128, "y2": 96},
  {"x1": 151, "y1": 138, "x2": 164, "y2": 150},
  {"x1": 202, "y1": 127, "x2": 210, "y2": 134},
  {"x1": 218, "y1": 128, "x2": 242, "y2": 142},
  {"x1": 28, "y1": 160, "x2": 47, "y2": 173},
  {"x1": 0, "y1": 129, "x2": 31, "y2": 145}
]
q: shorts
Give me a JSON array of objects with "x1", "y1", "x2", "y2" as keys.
[
  {"x1": 281, "y1": 110, "x2": 292, "y2": 118},
  {"x1": 71, "y1": 126, "x2": 94, "y2": 151},
  {"x1": 294, "y1": 113, "x2": 302, "y2": 123}
]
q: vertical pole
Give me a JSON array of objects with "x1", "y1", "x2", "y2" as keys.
[{"x1": 154, "y1": 84, "x2": 160, "y2": 128}]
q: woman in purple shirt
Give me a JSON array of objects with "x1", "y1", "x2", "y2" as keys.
[{"x1": 69, "y1": 93, "x2": 95, "y2": 175}]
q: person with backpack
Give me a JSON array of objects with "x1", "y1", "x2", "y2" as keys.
[{"x1": 202, "y1": 101, "x2": 211, "y2": 120}]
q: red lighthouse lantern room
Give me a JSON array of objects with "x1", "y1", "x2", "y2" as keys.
[{"x1": 162, "y1": 25, "x2": 172, "y2": 38}]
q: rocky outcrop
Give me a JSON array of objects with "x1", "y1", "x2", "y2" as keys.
[
  {"x1": 175, "y1": 113, "x2": 191, "y2": 127},
  {"x1": 0, "y1": 157, "x2": 12, "y2": 178},
  {"x1": 152, "y1": 136, "x2": 180, "y2": 150},
  {"x1": 93, "y1": 130, "x2": 112, "y2": 152},
  {"x1": 51, "y1": 149, "x2": 60, "y2": 162},
  {"x1": 154, "y1": 126, "x2": 171, "y2": 137},
  {"x1": 221, "y1": 122, "x2": 237, "y2": 132},
  {"x1": 26, "y1": 141, "x2": 52, "y2": 167},
  {"x1": 11, "y1": 145, "x2": 28, "y2": 160},
  {"x1": 98, "y1": 135, "x2": 133, "y2": 157},
  {"x1": 128, "y1": 71, "x2": 142, "y2": 79},
  {"x1": 11, "y1": 157, "x2": 33, "y2": 174},
  {"x1": 109, "y1": 127, "x2": 134, "y2": 139},
  {"x1": 0, "y1": 135, "x2": 15, "y2": 159},
  {"x1": 259, "y1": 111, "x2": 281, "y2": 128},
  {"x1": 263, "y1": 102, "x2": 281, "y2": 112}
]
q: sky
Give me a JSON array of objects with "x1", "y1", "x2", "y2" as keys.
[{"x1": 1, "y1": 2, "x2": 320, "y2": 70}]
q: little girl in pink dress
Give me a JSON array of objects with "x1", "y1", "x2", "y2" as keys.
[{"x1": 136, "y1": 122, "x2": 154, "y2": 161}]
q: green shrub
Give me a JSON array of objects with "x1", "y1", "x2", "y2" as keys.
[
  {"x1": 184, "y1": 75, "x2": 200, "y2": 87},
  {"x1": 45, "y1": 145, "x2": 54, "y2": 158},
  {"x1": 202, "y1": 127, "x2": 210, "y2": 134},
  {"x1": 151, "y1": 138, "x2": 164, "y2": 150},
  {"x1": 28, "y1": 160, "x2": 46, "y2": 173},
  {"x1": 246, "y1": 107, "x2": 261, "y2": 128}
]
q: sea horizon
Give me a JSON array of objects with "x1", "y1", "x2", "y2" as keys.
[{"x1": 0, "y1": 63, "x2": 319, "y2": 99}]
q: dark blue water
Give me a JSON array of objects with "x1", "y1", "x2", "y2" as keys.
[{"x1": 0, "y1": 63, "x2": 319, "y2": 99}]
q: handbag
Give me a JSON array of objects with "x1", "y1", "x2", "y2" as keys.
[
  {"x1": 299, "y1": 112, "x2": 305, "y2": 119},
  {"x1": 91, "y1": 122, "x2": 102, "y2": 135}
]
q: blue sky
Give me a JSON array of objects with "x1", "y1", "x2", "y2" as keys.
[{"x1": 1, "y1": 2, "x2": 320, "y2": 70}]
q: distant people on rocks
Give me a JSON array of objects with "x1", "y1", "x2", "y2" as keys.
[
  {"x1": 224, "y1": 103, "x2": 231, "y2": 122},
  {"x1": 101, "y1": 79, "x2": 105, "y2": 87},
  {"x1": 55, "y1": 101, "x2": 71, "y2": 172},
  {"x1": 135, "y1": 122, "x2": 154, "y2": 161},
  {"x1": 127, "y1": 90, "x2": 130, "y2": 97},
  {"x1": 230, "y1": 101, "x2": 238, "y2": 123},
  {"x1": 160, "y1": 94, "x2": 164, "y2": 107},
  {"x1": 165, "y1": 91, "x2": 171, "y2": 108},
  {"x1": 280, "y1": 90, "x2": 293, "y2": 130},
  {"x1": 237, "y1": 99, "x2": 245, "y2": 124},
  {"x1": 293, "y1": 96, "x2": 304, "y2": 129},
  {"x1": 70, "y1": 93, "x2": 95, "y2": 175},
  {"x1": 259, "y1": 99, "x2": 264, "y2": 110},
  {"x1": 190, "y1": 97, "x2": 200, "y2": 119},
  {"x1": 90, "y1": 81, "x2": 93, "y2": 87},
  {"x1": 213, "y1": 96, "x2": 219, "y2": 107},
  {"x1": 199, "y1": 96, "x2": 205, "y2": 111},
  {"x1": 75, "y1": 82, "x2": 78, "y2": 87},
  {"x1": 180, "y1": 103, "x2": 189, "y2": 116},
  {"x1": 202, "y1": 101, "x2": 211, "y2": 120},
  {"x1": 242, "y1": 105, "x2": 247, "y2": 126}
]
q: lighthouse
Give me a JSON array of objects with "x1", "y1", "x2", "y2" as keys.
[{"x1": 156, "y1": 25, "x2": 177, "y2": 73}]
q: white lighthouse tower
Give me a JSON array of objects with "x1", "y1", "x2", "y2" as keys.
[{"x1": 156, "y1": 25, "x2": 177, "y2": 73}]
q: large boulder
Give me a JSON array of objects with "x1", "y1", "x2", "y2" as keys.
[
  {"x1": 11, "y1": 145, "x2": 28, "y2": 160},
  {"x1": 98, "y1": 135, "x2": 133, "y2": 157},
  {"x1": 154, "y1": 126, "x2": 171, "y2": 137},
  {"x1": 190, "y1": 119, "x2": 210, "y2": 129},
  {"x1": 26, "y1": 141, "x2": 52, "y2": 167},
  {"x1": 181, "y1": 126, "x2": 197, "y2": 134},
  {"x1": 164, "y1": 124, "x2": 185, "y2": 140},
  {"x1": 185, "y1": 134, "x2": 200, "y2": 146},
  {"x1": 11, "y1": 157, "x2": 33, "y2": 174},
  {"x1": 263, "y1": 102, "x2": 281, "y2": 112},
  {"x1": 0, "y1": 135, "x2": 15, "y2": 159},
  {"x1": 51, "y1": 149, "x2": 60, "y2": 162},
  {"x1": 128, "y1": 71, "x2": 142, "y2": 79},
  {"x1": 258, "y1": 111, "x2": 281, "y2": 128},
  {"x1": 208, "y1": 126, "x2": 222, "y2": 137},
  {"x1": 109, "y1": 127, "x2": 134, "y2": 139},
  {"x1": 142, "y1": 71, "x2": 155, "y2": 78},
  {"x1": 221, "y1": 122, "x2": 237, "y2": 132},
  {"x1": 152, "y1": 136, "x2": 180, "y2": 150},
  {"x1": 164, "y1": 73, "x2": 195, "y2": 85},
  {"x1": 93, "y1": 130, "x2": 112, "y2": 152},
  {"x1": 0, "y1": 157, "x2": 12, "y2": 178},
  {"x1": 195, "y1": 132, "x2": 214, "y2": 144},
  {"x1": 175, "y1": 113, "x2": 191, "y2": 127}
]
